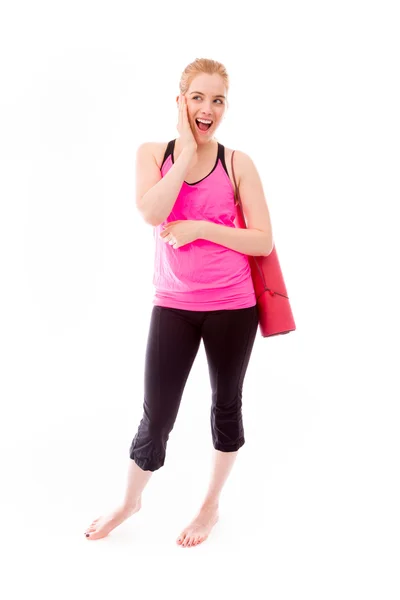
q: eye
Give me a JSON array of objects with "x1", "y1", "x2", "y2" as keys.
[{"x1": 192, "y1": 96, "x2": 223, "y2": 104}]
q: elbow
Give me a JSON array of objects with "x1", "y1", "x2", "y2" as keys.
[
  {"x1": 137, "y1": 204, "x2": 164, "y2": 227},
  {"x1": 142, "y1": 214, "x2": 159, "y2": 227},
  {"x1": 141, "y1": 215, "x2": 161, "y2": 227},
  {"x1": 136, "y1": 194, "x2": 163, "y2": 227},
  {"x1": 263, "y1": 238, "x2": 274, "y2": 257},
  {"x1": 146, "y1": 211, "x2": 166, "y2": 227}
]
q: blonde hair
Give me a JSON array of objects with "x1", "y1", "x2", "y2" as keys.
[{"x1": 178, "y1": 58, "x2": 229, "y2": 103}]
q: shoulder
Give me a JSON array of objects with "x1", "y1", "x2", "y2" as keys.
[
  {"x1": 136, "y1": 141, "x2": 170, "y2": 169},
  {"x1": 226, "y1": 147, "x2": 272, "y2": 246},
  {"x1": 231, "y1": 148, "x2": 255, "y2": 171},
  {"x1": 224, "y1": 146, "x2": 256, "y2": 187}
]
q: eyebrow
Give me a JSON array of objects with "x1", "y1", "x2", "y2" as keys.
[{"x1": 190, "y1": 91, "x2": 226, "y2": 99}]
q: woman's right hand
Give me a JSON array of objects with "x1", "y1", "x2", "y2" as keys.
[{"x1": 177, "y1": 94, "x2": 198, "y2": 156}]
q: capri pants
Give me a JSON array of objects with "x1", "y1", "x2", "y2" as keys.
[{"x1": 129, "y1": 303, "x2": 259, "y2": 472}]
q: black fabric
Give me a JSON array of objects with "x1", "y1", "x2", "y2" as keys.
[
  {"x1": 129, "y1": 304, "x2": 259, "y2": 471},
  {"x1": 160, "y1": 139, "x2": 230, "y2": 181}
]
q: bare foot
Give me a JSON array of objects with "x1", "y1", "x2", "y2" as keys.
[
  {"x1": 84, "y1": 499, "x2": 141, "y2": 540},
  {"x1": 176, "y1": 504, "x2": 219, "y2": 547}
]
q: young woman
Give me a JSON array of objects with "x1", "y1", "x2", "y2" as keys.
[{"x1": 85, "y1": 58, "x2": 273, "y2": 547}]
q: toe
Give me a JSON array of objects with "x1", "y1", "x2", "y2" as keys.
[
  {"x1": 86, "y1": 519, "x2": 99, "y2": 532},
  {"x1": 86, "y1": 530, "x2": 100, "y2": 540},
  {"x1": 176, "y1": 531, "x2": 185, "y2": 545}
]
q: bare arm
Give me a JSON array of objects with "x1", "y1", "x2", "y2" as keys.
[
  {"x1": 136, "y1": 143, "x2": 196, "y2": 226},
  {"x1": 199, "y1": 150, "x2": 274, "y2": 256},
  {"x1": 199, "y1": 221, "x2": 271, "y2": 256}
]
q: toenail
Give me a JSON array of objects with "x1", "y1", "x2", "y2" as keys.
[{"x1": 85, "y1": 533, "x2": 89, "y2": 537}]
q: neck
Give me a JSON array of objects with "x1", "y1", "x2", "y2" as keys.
[{"x1": 176, "y1": 136, "x2": 217, "y2": 156}]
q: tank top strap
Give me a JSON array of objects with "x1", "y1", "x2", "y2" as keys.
[
  {"x1": 217, "y1": 142, "x2": 228, "y2": 175},
  {"x1": 161, "y1": 140, "x2": 175, "y2": 169},
  {"x1": 162, "y1": 139, "x2": 228, "y2": 177}
]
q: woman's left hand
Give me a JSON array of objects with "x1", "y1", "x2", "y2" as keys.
[{"x1": 160, "y1": 220, "x2": 202, "y2": 249}]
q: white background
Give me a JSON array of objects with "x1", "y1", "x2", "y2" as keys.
[{"x1": 1, "y1": 1, "x2": 399, "y2": 598}]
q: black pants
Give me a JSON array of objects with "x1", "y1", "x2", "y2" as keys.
[{"x1": 129, "y1": 304, "x2": 259, "y2": 471}]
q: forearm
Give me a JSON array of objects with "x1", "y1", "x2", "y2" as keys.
[
  {"x1": 199, "y1": 221, "x2": 272, "y2": 257},
  {"x1": 140, "y1": 148, "x2": 195, "y2": 226}
]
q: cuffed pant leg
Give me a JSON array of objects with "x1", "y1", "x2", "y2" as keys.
[
  {"x1": 201, "y1": 305, "x2": 259, "y2": 452},
  {"x1": 129, "y1": 306, "x2": 203, "y2": 471}
]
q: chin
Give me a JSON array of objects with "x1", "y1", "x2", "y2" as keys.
[{"x1": 195, "y1": 129, "x2": 217, "y2": 141}]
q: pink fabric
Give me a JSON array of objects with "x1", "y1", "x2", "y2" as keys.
[{"x1": 152, "y1": 149, "x2": 256, "y2": 311}]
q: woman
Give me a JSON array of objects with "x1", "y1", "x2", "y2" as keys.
[{"x1": 85, "y1": 58, "x2": 273, "y2": 547}]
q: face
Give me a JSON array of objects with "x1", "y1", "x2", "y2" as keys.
[{"x1": 176, "y1": 73, "x2": 227, "y2": 143}]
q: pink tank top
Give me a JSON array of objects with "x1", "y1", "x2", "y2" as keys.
[{"x1": 152, "y1": 139, "x2": 256, "y2": 311}]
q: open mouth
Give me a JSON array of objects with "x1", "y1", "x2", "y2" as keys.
[{"x1": 195, "y1": 119, "x2": 213, "y2": 132}]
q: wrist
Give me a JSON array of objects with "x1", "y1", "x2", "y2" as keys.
[{"x1": 197, "y1": 220, "x2": 208, "y2": 239}]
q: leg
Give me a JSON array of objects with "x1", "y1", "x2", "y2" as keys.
[
  {"x1": 176, "y1": 305, "x2": 259, "y2": 547},
  {"x1": 200, "y1": 448, "x2": 239, "y2": 509},
  {"x1": 85, "y1": 459, "x2": 150, "y2": 540},
  {"x1": 85, "y1": 306, "x2": 202, "y2": 540},
  {"x1": 202, "y1": 304, "x2": 258, "y2": 504},
  {"x1": 129, "y1": 305, "x2": 203, "y2": 471}
]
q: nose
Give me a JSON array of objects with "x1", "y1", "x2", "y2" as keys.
[
  {"x1": 200, "y1": 108, "x2": 213, "y2": 118},
  {"x1": 199, "y1": 102, "x2": 213, "y2": 117}
]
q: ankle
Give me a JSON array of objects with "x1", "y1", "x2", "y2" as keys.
[
  {"x1": 200, "y1": 499, "x2": 219, "y2": 510},
  {"x1": 121, "y1": 496, "x2": 141, "y2": 513}
]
